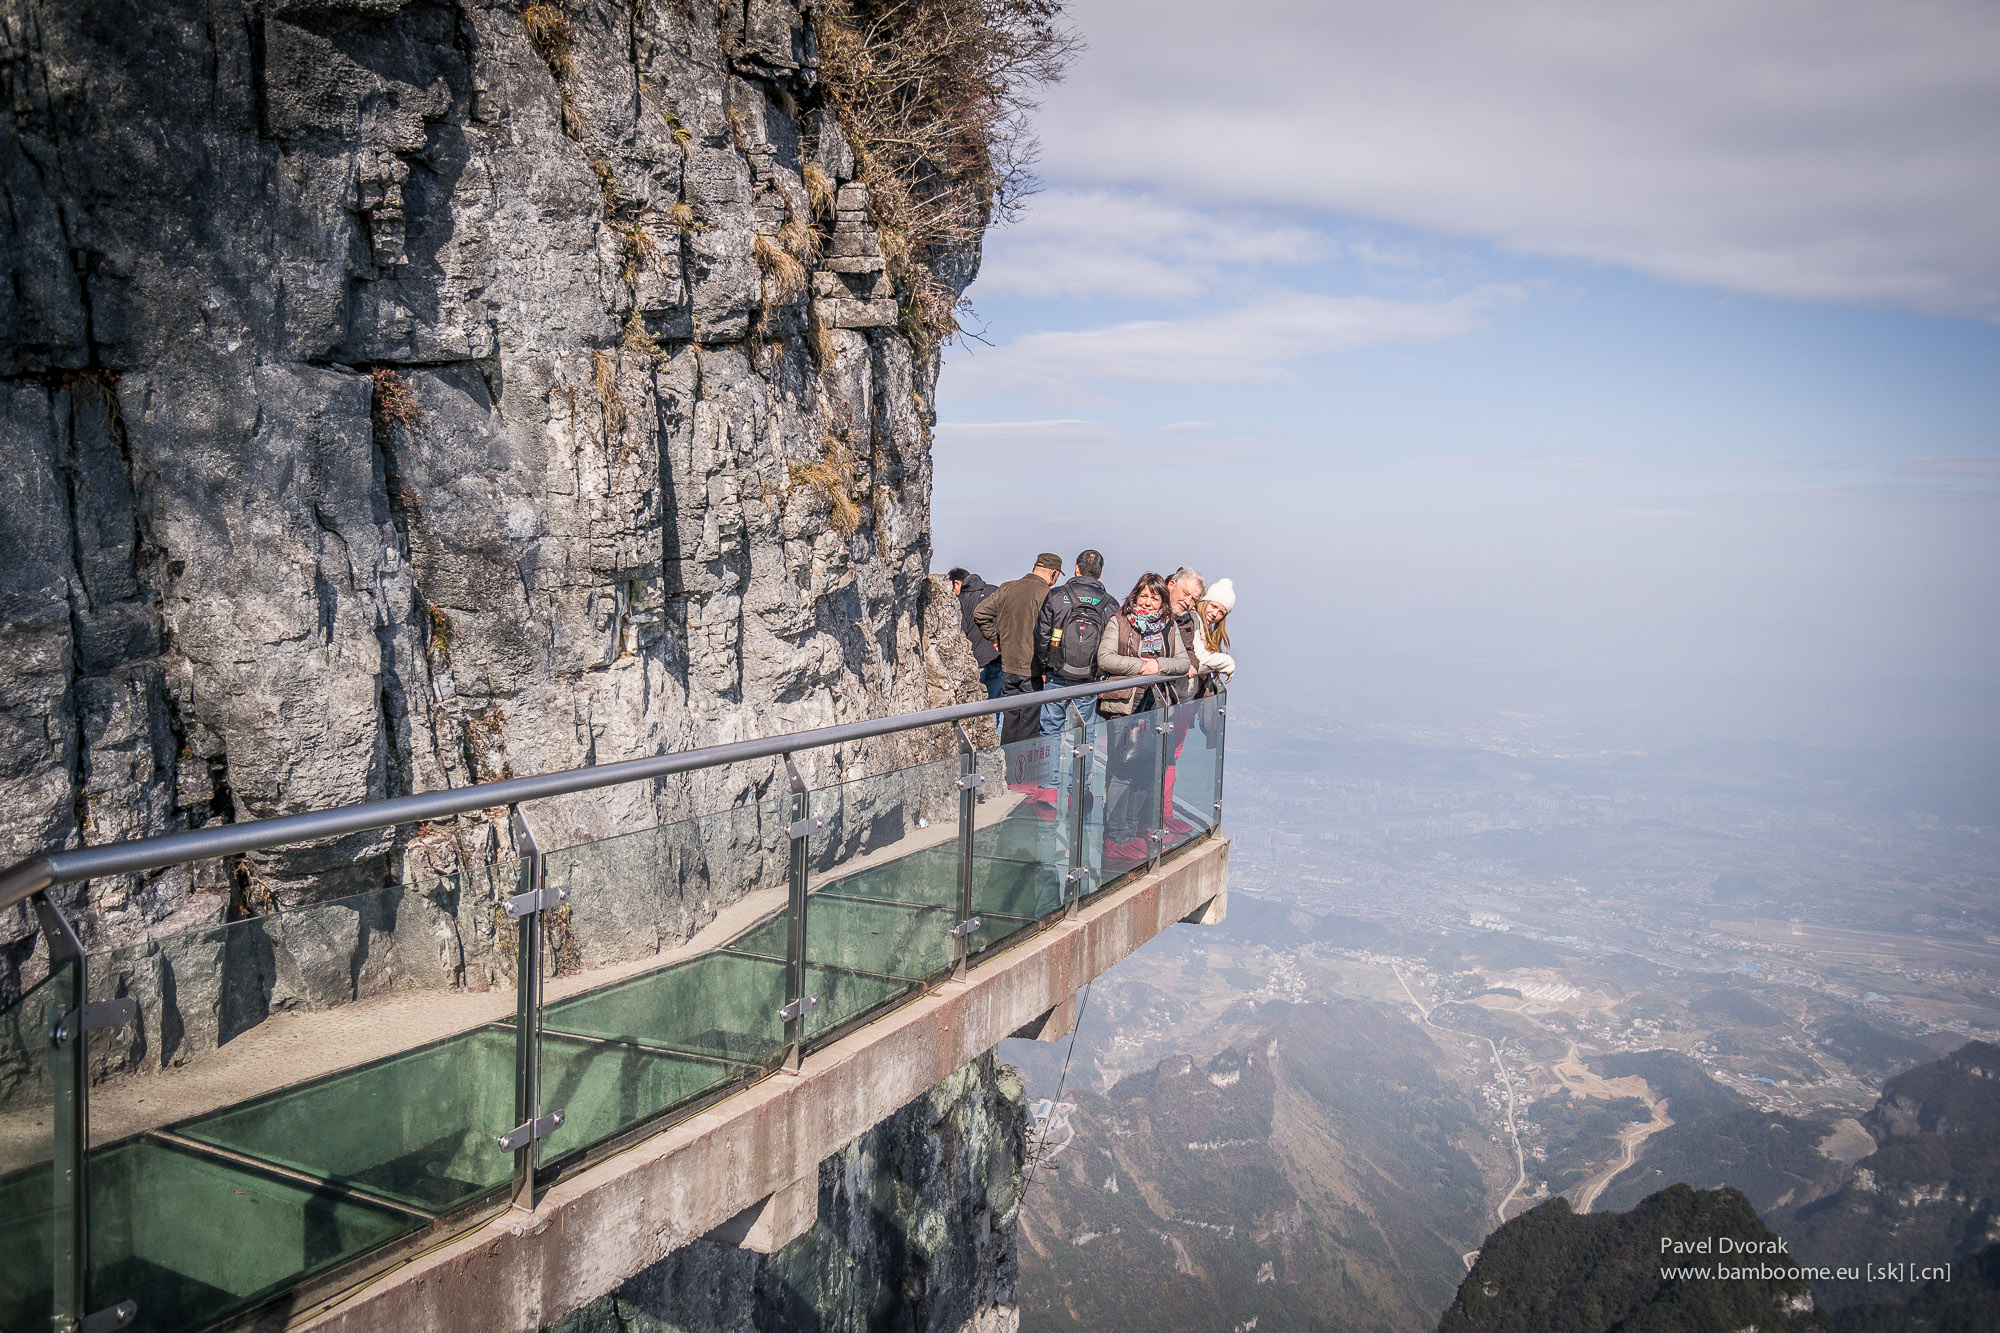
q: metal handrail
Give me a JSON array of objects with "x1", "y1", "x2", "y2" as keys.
[{"x1": 0, "y1": 671, "x2": 1209, "y2": 910}]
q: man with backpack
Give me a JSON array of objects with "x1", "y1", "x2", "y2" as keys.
[{"x1": 1036, "y1": 550, "x2": 1115, "y2": 735}]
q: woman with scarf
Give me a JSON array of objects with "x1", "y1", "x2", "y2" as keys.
[{"x1": 1095, "y1": 573, "x2": 1192, "y2": 869}]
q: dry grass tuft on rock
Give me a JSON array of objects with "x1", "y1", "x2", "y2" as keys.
[
  {"x1": 592, "y1": 350, "x2": 626, "y2": 438},
  {"x1": 622, "y1": 308, "x2": 660, "y2": 355},
  {"x1": 623, "y1": 219, "x2": 667, "y2": 286},
  {"x1": 754, "y1": 233, "x2": 809, "y2": 307},
  {"x1": 815, "y1": 0, "x2": 1076, "y2": 352},
  {"x1": 779, "y1": 197, "x2": 823, "y2": 266},
  {"x1": 789, "y1": 436, "x2": 862, "y2": 537},
  {"x1": 803, "y1": 162, "x2": 837, "y2": 218},
  {"x1": 806, "y1": 302, "x2": 838, "y2": 373},
  {"x1": 521, "y1": 1, "x2": 574, "y2": 80}
]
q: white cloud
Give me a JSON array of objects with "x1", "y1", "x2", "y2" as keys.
[
  {"x1": 974, "y1": 190, "x2": 1329, "y2": 300},
  {"x1": 947, "y1": 287, "x2": 1515, "y2": 395},
  {"x1": 1038, "y1": 0, "x2": 2000, "y2": 319}
]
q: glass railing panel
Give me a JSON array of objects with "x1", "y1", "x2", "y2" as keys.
[
  {"x1": 959, "y1": 729, "x2": 1080, "y2": 951},
  {"x1": 0, "y1": 969, "x2": 61, "y2": 1333},
  {"x1": 534, "y1": 797, "x2": 794, "y2": 1169},
  {"x1": 804, "y1": 757, "x2": 962, "y2": 986},
  {"x1": 1159, "y1": 691, "x2": 1223, "y2": 857},
  {"x1": 1101, "y1": 704, "x2": 1168, "y2": 880},
  {"x1": 79, "y1": 860, "x2": 522, "y2": 1326}
]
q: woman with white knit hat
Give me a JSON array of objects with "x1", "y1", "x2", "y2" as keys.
[{"x1": 1190, "y1": 577, "x2": 1237, "y2": 682}]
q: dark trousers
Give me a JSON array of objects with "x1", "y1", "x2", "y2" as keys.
[
  {"x1": 999, "y1": 672, "x2": 1041, "y2": 745},
  {"x1": 979, "y1": 660, "x2": 1004, "y2": 700}
]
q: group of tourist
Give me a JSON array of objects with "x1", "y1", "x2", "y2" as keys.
[
  {"x1": 947, "y1": 552, "x2": 1238, "y2": 867},
  {"x1": 948, "y1": 550, "x2": 1237, "y2": 742}
]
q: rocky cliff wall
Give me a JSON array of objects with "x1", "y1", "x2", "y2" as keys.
[
  {"x1": 0, "y1": 0, "x2": 987, "y2": 996},
  {"x1": 546, "y1": 1054, "x2": 1027, "y2": 1333}
]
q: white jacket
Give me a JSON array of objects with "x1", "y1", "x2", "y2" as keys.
[{"x1": 1187, "y1": 619, "x2": 1236, "y2": 678}]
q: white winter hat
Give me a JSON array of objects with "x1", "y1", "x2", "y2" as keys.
[{"x1": 1205, "y1": 578, "x2": 1236, "y2": 612}]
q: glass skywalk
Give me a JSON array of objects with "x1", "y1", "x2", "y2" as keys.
[{"x1": 0, "y1": 690, "x2": 1226, "y2": 1332}]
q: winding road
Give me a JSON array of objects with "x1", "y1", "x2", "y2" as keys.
[{"x1": 1392, "y1": 964, "x2": 1529, "y2": 1227}]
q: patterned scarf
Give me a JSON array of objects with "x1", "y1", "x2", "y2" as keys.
[{"x1": 1129, "y1": 609, "x2": 1167, "y2": 656}]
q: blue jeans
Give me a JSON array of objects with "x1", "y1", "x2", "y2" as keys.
[
  {"x1": 1040, "y1": 682, "x2": 1099, "y2": 735},
  {"x1": 979, "y1": 660, "x2": 1004, "y2": 700}
]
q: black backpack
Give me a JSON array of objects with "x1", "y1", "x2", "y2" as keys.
[{"x1": 1045, "y1": 585, "x2": 1111, "y2": 681}]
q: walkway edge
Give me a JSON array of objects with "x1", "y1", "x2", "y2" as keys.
[{"x1": 295, "y1": 836, "x2": 1230, "y2": 1333}]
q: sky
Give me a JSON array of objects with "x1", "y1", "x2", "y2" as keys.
[{"x1": 930, "y1": 0, "x2": 2000, "y2": 747}]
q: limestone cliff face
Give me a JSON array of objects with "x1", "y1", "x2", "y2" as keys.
[
  {"x1": 547, "y1": 1055, "x2": 1028, "y2": 1333},
  {"x1": 0, "y1": 0, "x2": 982, "y2": 991}
]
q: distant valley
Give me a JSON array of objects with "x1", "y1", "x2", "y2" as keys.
[{"x1": 1005, "y1": 707, "x2": 1999, "y2": 1330}]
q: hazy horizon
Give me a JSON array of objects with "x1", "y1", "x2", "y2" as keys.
[{"x1": 932, "y1": 0, "x2": 2000, "y2": 751}]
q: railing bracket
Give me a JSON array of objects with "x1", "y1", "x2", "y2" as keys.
[
  {"x1": 786, "y1": 816, "x2": 825, "y2": 840},
  {"x1": 504, "y1": 883, "x2": 569, "y2": 919},
  {"x1": 497, "y1": 1108, "x2": 565, "y2": 1153},
  {"x1": 54, "y1": 999, "x2": 137, "y2": 1044},
  {"x1": 950, "y1": 916, "x2": 983, "y2": 939},
  {"x1": 954, "y1": 772, "x2": 985, "y2": 790},
  {"x1": 778, "y1": 994, "x2": 820, "y2": 1023},
  {"x1": 77, "y1": 1300, "x2": 137, "y2": 1333}
]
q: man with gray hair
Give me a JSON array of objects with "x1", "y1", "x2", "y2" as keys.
[{"x1": 1167, "y1": 568, "x2": 1206, "y2": 692}]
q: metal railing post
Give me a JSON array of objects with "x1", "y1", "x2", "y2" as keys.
[
  {"x1": 31, "y1": 892, "x2": 137, "y2": 1333},
  {"x1": 1063, "y1": 702, "x2": 1090, "y2": 916},
  {"x1": 1211, "y1": 688, "x2": 1228, "y2": 836},
  {"x1": 35, "y1": 892, "x2": 87, "y2": 1332},
  {"x1": 1150, "y1": 704, "x2": 1173, "y2": 874},
  {"x1": 779, "y1": 755, "x2": 821, "y2": 1073},
  {"x1": 499, "y1": 806, "x2": 566, "y2": 1210},
  {"x1": 950, "y1": 725, "x2": 982, "y2": 979}
]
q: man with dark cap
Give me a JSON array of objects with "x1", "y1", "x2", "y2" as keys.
[
  {"x1": 947, "y1": 567, "x2": 1002, "y2": 698},
  {"x1": 973, "y1": 553, "x2": 1062, "y2": 744}
]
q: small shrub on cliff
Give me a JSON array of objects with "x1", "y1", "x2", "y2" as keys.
[
  {"x1": 814, "y1": 0, "x2": 1077, "y2": 351},
  {"x1": 370, "y1": 367, "x2": 421, "y2": 443}
]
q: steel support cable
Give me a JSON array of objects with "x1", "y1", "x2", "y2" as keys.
[{"x1": 1018, "y1": 977, "x2": 1093, "y2": 1208}]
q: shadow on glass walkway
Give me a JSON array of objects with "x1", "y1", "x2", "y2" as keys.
[{"x1": 0, "y1": 677, "x2": 1227, "y2": 1333}]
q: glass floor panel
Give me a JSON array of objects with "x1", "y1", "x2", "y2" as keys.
[
  {"x1": 178, "y1": 1026, "x2": 521, "y2": 1214},
  {"x1": 542, "y1": 951, "x2": 790, "y2": 1067},
  {"x1": 823, "y1": 845, "x2": 1066, "y2": 922},
  {"x1": 0, "y1": 1136, "x2": 416, "y2": 1333},
  {"x1": 536, "y1": 1033, "x2": 744, "y2": 1168},
  {"x1": 727, "y1": 896, "x2": 952, "y2": 982}
]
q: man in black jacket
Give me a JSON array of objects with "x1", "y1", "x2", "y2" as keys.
[
  {"x1": 1036, "y1": 549, "x2": 1114, "y2": 735},
  {"x1": 948, "y1": 568, "x2": 1002, "y2": 698}
]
